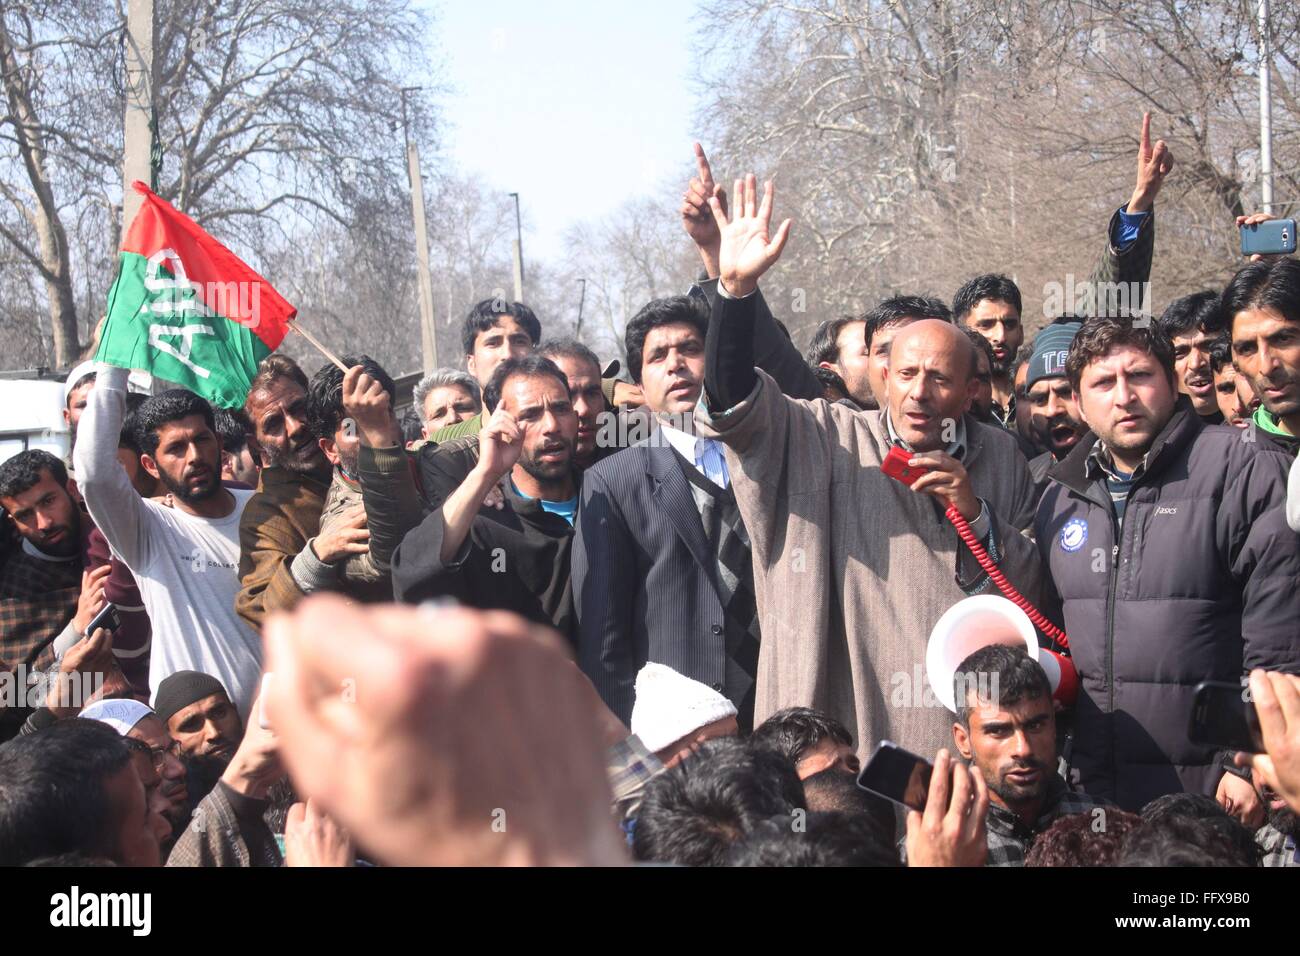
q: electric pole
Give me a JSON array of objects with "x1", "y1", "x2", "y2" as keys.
[
  {"x1": 401, "y1": 87, "x2": 439, "y2": 372},
  {"x1": 576, "y1": 277, "x2": 587, "y2": 338},
  {"x1": 509, "y1": 191, "x2": 524, "y2": 302},
  {"x1": 122, "y1": 0, "x2": 156, "y2": 232}
]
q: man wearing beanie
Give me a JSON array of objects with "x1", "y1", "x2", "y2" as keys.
[
  {"x1": 630, "y1": 662, "x2": 739, "y2": 767},
  {"x1": 1022, "y1": 320, "x2": 1090, "y2": 500},
  {"x1": 157, "y1": 678, "x2": 283, "y2": 868},
  {"x1": 154, "y1": 670, "x2": 243, "y2": 762}
]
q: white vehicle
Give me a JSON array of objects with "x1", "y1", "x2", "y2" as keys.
[
  {"x1": 0, "y1": 377, "x2": 70, "y2": 465},
  {"x1": 0, "y1": 369, "x2": 154, "y2": 467}
]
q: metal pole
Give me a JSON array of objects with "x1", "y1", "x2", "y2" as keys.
[
  {"x1": 509, "y1": 191, "x2": 524, "y2": 301},
  {"x1": 122, "y1": 0, "x2": 155, "y2": 231},
  {"x1": 401, "y1": 87, "x2": 438, "y2": 372},
  {"x1": 576, "y1": 277, "x2": 587, "y2": 337},
  {"x1": 1259, "y1": 0, "x2": 1275, "y2": 213}
]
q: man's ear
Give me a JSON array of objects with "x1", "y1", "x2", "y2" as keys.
[
  {"x1": 64, "y1": 478, "x2": 84, "y2": 508},
  {"x1": 62, "y1": 408, "x2": 71, "y2": 427},
  {"x1": 465, "y1": 354, "x2": 478, "y2": 380},
  {"x1": 952, "y1": 721, "x2": 973, "y2": 761},
  {"x1": 244, "y1": 434, "x2": 264, "y2": 467},
  {"x1": 140, "y1": 453, "x2": 162, "y2": 480},
  {"x1": 1073, "y1": 388, "x2": 1092, "y2": 430},
  {"x1": 817, "y1": 360, "x2": 841, "y2": 375},
  {"x1": 965, "y1": 372, "x2": 981, "y2": 414},
  {"x1": 318, "y1": 436, "x2": 341, "y2": 468}
]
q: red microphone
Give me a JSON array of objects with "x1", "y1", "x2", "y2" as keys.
[{"x1": 883, "y1": 444, "x2": 1077, "y2": 707}]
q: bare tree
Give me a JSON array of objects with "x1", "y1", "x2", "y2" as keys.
[
  {"x1": 0, "y1": 0, "x2": 439, "y2": 368},
  {"x1": 693, "y1": 0, "x2": 1300, "y2": 342},
  {"x1": 425, "y1": 170, "x2": 518, "y2": 356},
  {"x1": 548, "y1": 195, "x2": 698, "y2": 360},
  {"x1": 0, "y1": 0, "x2": 117, "y2": 366}
]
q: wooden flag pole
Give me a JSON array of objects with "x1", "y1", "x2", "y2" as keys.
[{"x1": 287, "y1": 318, "x2": 348, "y2": 372}]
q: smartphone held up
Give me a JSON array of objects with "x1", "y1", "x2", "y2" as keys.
[
  {"x1": 1188, "y1": 681, "x2": 1264, "y2": 754},
  {"x1": 1240, "y1": 218, "x2": 1296, "y2": 257},
  {"x1": 858, "y1": 740, "x2": 934, "y2": 811},
  {"x1": 83, "y1": 602, "x2": 121, "y2": 639}
]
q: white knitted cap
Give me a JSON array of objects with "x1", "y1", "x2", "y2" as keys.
[
  {"x1": 630, "y1": 662, "x2": 738, "y2": 754},
  {"x1": 63, "y1": 360, "x2": 97, "y2": 406},
  {"x1": 79, "y1": 698, "x2": 154, "y2": 737}
]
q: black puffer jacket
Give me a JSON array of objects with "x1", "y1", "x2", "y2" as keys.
[{"x1": 1036, "y1": 400, "x2": 1300, "y2": 810}]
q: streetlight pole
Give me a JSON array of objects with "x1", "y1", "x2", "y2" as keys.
[
  {"x1": 576, "y1": 277, "x2": 587, "y2": 337},
  {"x1": 509, "y1": 191, "x2": 524, "y2": 302},
  {"x1": 1259, "y1": 0, "x2": 1275, "y2": 213},
  {"x1": 401, "y1": 87, "x2": 438, "y2": 371}
]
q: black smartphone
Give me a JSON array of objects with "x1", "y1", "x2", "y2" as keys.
[
  {"x1": 857, "y1": 740, "x2": 933, "y2": 811},
  {"x1": 1188, "y1": 680, "x2": 1264, "y2": 754},
  {"x1": 1240, "y1": 218, "x2": 1297, "y2": 256},
  {"x1": 83, "y1": 602, "x2": 120, "y2": 638}
]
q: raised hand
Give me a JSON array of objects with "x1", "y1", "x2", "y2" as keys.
[
  {"x1": 1236, "y1": 212, "x2": 1282, "y2": 262},
  {"x1": 45, "y1": 625, "x2": 124, "y2": 718},
  {"x1": 265, "y1": 596, "x2": 629, "y2": 866},
  {"x1": 71, "y1": 564, "x2": 112, "y2": 636},
  {"x1": 477, "y1": 405, "x2": 524, "y2": 483},
  {"x1": 905, "y1": 749, "x2": 989, "y2": 867},
  {"x1": 220, "y1": 682, "x2": 283, "y2": 800},
  {"x1": 681, "y1": 142, "x2": 729, "y2": 277},
  {"x1": 341, "y1": 364, "x2": 400, "y2": 448},
  {"x1": 1235, "y1": 670, "x2": 1300, "y2": 815},
  {"x1": 1128, "y1": 112, "x2": 1174, "y2": 214},
  {"x1": 709, "y1": 173, "x2": 792, "y2": 299}
]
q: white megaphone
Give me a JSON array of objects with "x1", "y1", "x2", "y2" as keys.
[{"x1": 925, "y1": 595, "x2": 1078, "y2": 712}]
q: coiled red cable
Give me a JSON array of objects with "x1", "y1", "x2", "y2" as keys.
[{"x1": 944, "y1": 504, "x2": 1070, "y2": 651}]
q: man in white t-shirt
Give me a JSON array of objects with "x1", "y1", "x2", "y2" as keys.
[{"x1": 74, "y1": 365, "x2": 263, "y2": 718}]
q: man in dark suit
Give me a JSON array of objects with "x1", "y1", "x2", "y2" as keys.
[{"x1": 572, "y1": 295, "x2": 762, "y2": 730}]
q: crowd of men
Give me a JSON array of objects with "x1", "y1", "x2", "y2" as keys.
[{"x1": 2, "y1": 116, "x2": 1300, "y2": 868}]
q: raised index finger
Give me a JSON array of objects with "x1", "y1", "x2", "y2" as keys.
[
  {"x1": 1139, "y1": 111, "x2": 1151, "y2": 154},
  {"x1": 693, "y1": 142, "x2": 714, "y2": 190}
]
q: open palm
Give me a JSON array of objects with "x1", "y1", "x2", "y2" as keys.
[{"x1": 710, "y1": 173, "x2": 792, "y2": 297}]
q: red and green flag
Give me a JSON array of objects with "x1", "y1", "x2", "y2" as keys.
[{"x1": 97, "y1": 181, "x2": 296, "y2": 408}]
